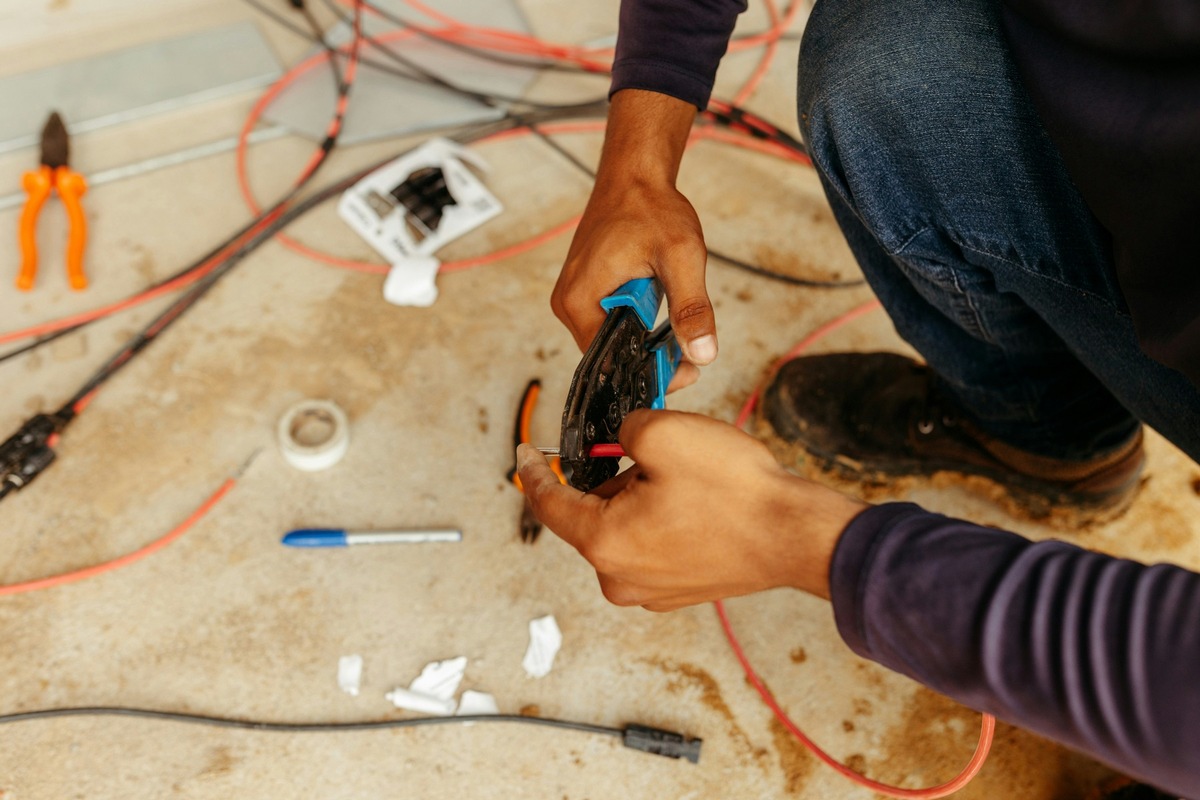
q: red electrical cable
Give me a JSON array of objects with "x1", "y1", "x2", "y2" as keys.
[
  {"x1": 0, "y1": 10, "x2": 368, "y2": 349},
  {"x1": 0, "y1": 476, "x2": 238, "y2": 596},
  {"x1": 715, "y1": 601, "x2": 995, "y2": 798},
  {"x1": 0, "y1": 230, "x2": 266, "y2": 347},
  {"x1": 731, "y1": 0, "x2": 798, "y2": 106},
  {"x1": 0, "y1": 2, "x2": 805, "y2": 349},
  {"x1": 720, "y1": 298, "x2": 996, "y2": 797}
]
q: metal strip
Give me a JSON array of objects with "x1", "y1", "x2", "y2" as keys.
[
  {"x1": 0, "y1": 126, "x2": 289, "y2": 212},
  {"x1": 0, "y1": 22, "x2": 282, "y2": 155}
]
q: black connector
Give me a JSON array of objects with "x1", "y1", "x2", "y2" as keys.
[
  {"x1": 0, "y1": 413, "x2": 67, "y2": 503},
  {"x1": 622, "y1": 724, "x2": 702, "y2": 764}
]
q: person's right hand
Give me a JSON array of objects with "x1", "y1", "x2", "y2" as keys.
[{"x1": 552, "y1": 90, "x2": 718, "y2": 390}]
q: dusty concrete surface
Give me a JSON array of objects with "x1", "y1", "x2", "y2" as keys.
[{"x1": 2, "y1": 2, "x2": 1198, "y2": 799}]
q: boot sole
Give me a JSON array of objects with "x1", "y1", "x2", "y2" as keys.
[{"x1": 753, "y1": 417, "x2": 1142, "y2": 530}]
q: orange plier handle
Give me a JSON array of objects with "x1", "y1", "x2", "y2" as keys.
[
  {"x1": 17, "y1": 165, "x2": 89, "y2": 292},
  {"x1": 509, "y1": 378, "x2": 566, "y2": 492}
]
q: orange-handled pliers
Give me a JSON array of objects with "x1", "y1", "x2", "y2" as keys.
[
  {"x1": 18, "y1": 111, "x2": 88, "y2": 291},
  {"x1": 508, "y1": 378, "x2": 566, "y2": 543}
]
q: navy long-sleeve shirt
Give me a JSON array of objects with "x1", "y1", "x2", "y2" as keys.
[
  {"x1": 611, "y1": 1, "x2": 1200, "y2": 795},
  {"x1": 835, "y1": 504, "x2": 1200, "y2": 796}
]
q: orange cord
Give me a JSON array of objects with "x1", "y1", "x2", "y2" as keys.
[
  {"x1": 0, "y1": 2, "x2": 803, "y2": 349},
  {"x1": 0, "y1": 477, "x2": 236, "y2": 596},
  {"x1": 724, "y1": 299, "x2": 996, "y2": 796},
  {"x1": 6, "y1": 11, "x2": 993, "y2": 793},
  {"x1": 716, "y1": 600, "x2": 995, "y2": 798}
]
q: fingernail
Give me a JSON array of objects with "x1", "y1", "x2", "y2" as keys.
[
  {"x1": 687, "y1": 335, "x2": 717, "y2": 365},
  {"x1": 516, "y1": 443, "x2": 535, "y2": 469}
]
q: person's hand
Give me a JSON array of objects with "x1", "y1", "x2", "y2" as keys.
[
  {"x1": 552, "y1": 90, "x2": 717, "y2": 392},
  {"x1": 515, "y1": 410, "x2": 869, "y2": 611}
]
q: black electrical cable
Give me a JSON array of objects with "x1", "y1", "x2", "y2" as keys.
[
  {"x1": 51, "y1": 3, "x2": 366, "y2": 413},
  {"x1": 0, "y1": 704, "x2": 702, "y2": 762},
  {"x1": 355, "y1": 0, "x2": 795, "y2": 63},
  {"x1": 297, "y1": 0, "x2": 348, "y2": 94},
  {"x1": 336, "y1": 0, "x2": 602, "y2": 75},
  {"x1": 0, "y1": 706, "x2": 619, "y2": 737},
  {"x1": 0, "y1": 103, "x2": 601, "y2": 376},
  {"x1": 47, "y1": 104, "x2": 605, "y2": 413},
  {"x1": 253, "y1": 0, "x2": 857, "y2": 289},
  {"x1": 241, "y1": 0, "x2": 607, "y2": 111},
  {"x1": 524, "y1": 119, "x2": 862, "y2": 289}
]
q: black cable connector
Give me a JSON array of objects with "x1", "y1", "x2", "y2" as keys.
[
  {"x1": 0, "y1": 413, "x2": 69, "y2": 502},
  {"x1": 622, "y1": 724, "x2": 703, "y2": 764}
]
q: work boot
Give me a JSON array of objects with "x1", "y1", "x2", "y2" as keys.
[
  {"x1": 757, "y1": 352, "x2": 1144, "y2": 524},
  {"x1": 1086, "y1": 778, "x2": 1179, "y2": 800}
]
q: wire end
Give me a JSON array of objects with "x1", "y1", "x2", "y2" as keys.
[
  {"x1": 622, "y1": 724, "x2": 702, "y2": 764},
  {"x1": 233, "y1": 448, "x2": 264, "y2": 479}
]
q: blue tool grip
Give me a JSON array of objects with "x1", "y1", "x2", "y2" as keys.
[
  {"x1": 599, "y1": 278, "x2": 662, "y2": 330},
  {"x1": 650, "y1": 331, "x2": 682, "y2": 410},
  {"x1": 281, "y1": 528, "x2": 349, "y2": 548}
]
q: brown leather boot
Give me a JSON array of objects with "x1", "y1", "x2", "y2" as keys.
[{"x1": 757, "y1": 352, "x2": 1144, "y2": 525}]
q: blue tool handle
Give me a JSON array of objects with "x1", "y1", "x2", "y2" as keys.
[
  {"x1": 599, "y1": 278, "x2": 662, "y2": 330},
  {"x1": 650, "y1": 328, "x2": 682, "y2": 410},
  {"x1": 282, "y1": 528, "x2": 349, "y2": 548}
]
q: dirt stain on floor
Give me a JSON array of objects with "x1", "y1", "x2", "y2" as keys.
[
  {"x1": 754, "y1": 244, "x2": 846, "y2": 285},
  {"x1": 872, "y1": 687, "x2": 1116, "y2": 799},
  {"x1": 647, "y1": 658, "x2": 768, "y2": 768},
  {"x1": 769, "y1": 717, "x2": 818, "y2": 795},
  {"x1": 199, "y1": 745, "x2": 239, "y2": 778}
]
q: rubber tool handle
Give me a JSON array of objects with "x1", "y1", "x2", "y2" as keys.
[
  {"x1": 17, "y1": 167, "x2": 52, "y2": 291},
  {"x1": 599, "y1": 277, "x2": 661, "y2": 329},
  {"x1": 509, "y1": 378, "x2": 565, "y2": 492},
  {"x1": 57, "y1": 167, "x2": 89, "y2": 291}
]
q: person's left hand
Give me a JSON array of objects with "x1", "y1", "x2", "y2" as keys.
[{"x1": 516, "y1": 409, "x2": 868, "y2": 611}]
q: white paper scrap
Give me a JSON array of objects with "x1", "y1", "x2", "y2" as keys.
[
  {"x1": 522, "y1": 615, "x2": 562, "y2": 679},
  {"x1": 385, "y1": 687, "x2": 457, "y2": 716},
  {"x1": 409, "y1": 656, "x2": 468, "y2": 700},
  {"x1": 338, "y1": 654, "x2": 363, "y2": 697},
  {"x1": 383, "y1": 256, "x2": 441, "y2": 307},
  {"x1": 457, "y1": 690, "x2": 500, "y2": 716}
]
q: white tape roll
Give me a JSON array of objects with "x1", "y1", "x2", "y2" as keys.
[{"x1": 277, "y1": 399, "x2": 350, "y2": 471}]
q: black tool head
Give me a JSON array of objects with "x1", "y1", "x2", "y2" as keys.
[
  {"x1": 560, "y1": 308, "x2": 659, "y2": 491},
  {"x1": 39, "y1": 112, "x2": 69, "y2": 170}
]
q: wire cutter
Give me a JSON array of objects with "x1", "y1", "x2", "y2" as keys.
[
  {"x1": 559, "y1": 279, "x2": 681, "y2": 491},
  {"x1": 508, "y1": 378, "x2": 566, "y2": 543},
  {"x1": 18, "y1": 111, "x2": 88, "y2": 291}
]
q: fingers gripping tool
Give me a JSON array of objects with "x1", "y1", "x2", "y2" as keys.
[{"x1": 560, "y1": 278, "x2": 682, "y2": 491}]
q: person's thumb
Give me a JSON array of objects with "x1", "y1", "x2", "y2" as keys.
[{"x1": 657, "y1": 249, "x2": 717, "y2": 366}]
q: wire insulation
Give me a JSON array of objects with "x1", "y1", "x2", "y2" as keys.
[
  {"x1": 0, "y1": 478, "x2": 236, "y2": 596},
  {"x1": 719, "y1": 298, "x2": 996, "y2": 797},
  {"x1": 0, "y1": 706, "x2": 621, "y2": 738}
]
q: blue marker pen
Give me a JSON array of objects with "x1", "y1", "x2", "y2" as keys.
[{"x1": 282, "y1": 528, "x2": 462, "y2": 548}]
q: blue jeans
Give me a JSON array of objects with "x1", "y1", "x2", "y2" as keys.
[{"x1": 796, "y1": 0, "x2": 1200, "y2": 462}]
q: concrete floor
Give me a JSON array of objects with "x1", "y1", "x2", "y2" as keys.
[{"x1": 2, "y1": 2, "x2": 1199, "y2": 798}]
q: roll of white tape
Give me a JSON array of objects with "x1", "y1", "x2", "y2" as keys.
[{"x1": 277, "y1": 399, "x2": 350, "y2": 471}]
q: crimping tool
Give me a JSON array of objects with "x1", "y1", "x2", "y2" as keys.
[{"x1": 559, "y1": 278, "x2": 681, "y2": 491}]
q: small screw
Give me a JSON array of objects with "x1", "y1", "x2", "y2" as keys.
[{"x1": 585, "y1": 422, "x2": 596, "y2": 441}]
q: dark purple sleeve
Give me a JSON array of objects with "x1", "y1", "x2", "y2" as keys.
[
  {"x1": 831, "y1": 503, "x2": 1200, "y2": 797},
  {"x1": 610, "y1": 0, "x2": 748, "y2": 109}
]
